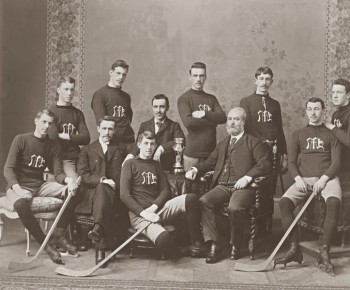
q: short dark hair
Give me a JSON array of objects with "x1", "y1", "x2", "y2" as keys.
[
  {"x1": 152, "y1": 94, "x2": 169, "y2": 108},
  {"x1": 189, "y1": 62, "x2": 206, "y2": 74},
  {"x1": 35, "y1": 109, "x2": 55, "y2": 120},
  {"x1": 111, "y1": 60, "x2": 129, "y2": 71},
  {"x1": 97, "y1": 115, "x2": 116, "y2": 126},
  {"x1": 306, "y1": 97, "x2": 325, "y2": 109},
  {"x1": 255, "y1": 67, "x2": 273, "y2": 79},
  {"x1": 57, "y1": 76, "x2": 75, "y2": 89},
  {"x1": 137, "y1": 130, "x2": 156, "y2": 144},
  {"x1": 332, "y1": 78, "x2": 350, "y2": 94}
]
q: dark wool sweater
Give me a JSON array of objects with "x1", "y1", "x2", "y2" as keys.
[
  {"x1": 288, "y1": 124, "x2": 341, "y2": 179},
  {"x1": 120, "y1": 157, "x2": 171, "y2": 216},
  {"x1": 331, "y1": 103, "x2": 350, "y2": 171},
  {"x1": 48, "y1": 104, "x2": 90, "y2": 160},
  {"x1": 240, "y1": 93, "x2": 287, "y2": 154},
  {"x1": 177, "y1": 89, "x2": 226, "y2": 158},
  {"x1": 91, "y1": 85, "x2": 134, "y2": 142},
  {"x1": 4, "y1": 133, "x2": 66, "y2": 190}
]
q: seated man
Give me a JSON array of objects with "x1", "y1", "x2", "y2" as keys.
[
  {"x1": 120, "y1": 131, "x2": 204, "y2": 259},
  {"x1": 48, "y1": 76, "x2": 90, "y2": 181},
  {"x1": 275, "y1": 97, "x2": 341, "y2": 277},
  {"x1": 4, "y1": 109, "x2": 79, "y2": 264},
  {"x1": 186, "y1": 107, "x2": 271, "y2": 263},
  {"x1": 128, "y1": 94, "x2": 185, "y2": 171},
  {"x1": 75, "y1": 116, "x2": 132, "y2": 266}
]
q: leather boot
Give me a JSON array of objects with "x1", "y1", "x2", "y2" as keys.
[
  {"x1": 190, "y1": 241, "x2": 206, "y2": 258},
  {"x1": 230, "y1": 245, "x2": 240, "y2": 260},
  {"x1": 95, "y1": 248, "x2": 107, "y2": 268},
  {"x1": 206, "y1": 242, "x2": 220, "y2": 264},
  {"x1": 50, "y1": 227, "x2": 77, "y2": 256},
  {"x1": 274, "y1": 243, "x2": 303, "y2": 268},
  {"x1": 316, "y1": 245, "x2": 335, "y2": 276},
  {"x1": 44, "y1": 244, "x2": 64, "y2": 265}
]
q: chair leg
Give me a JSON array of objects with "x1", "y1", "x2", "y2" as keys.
[
  {"x1": 25, "y1": 228, "x2": 30, "y2": 256},
  {"x1": 0, "y1": 215, "x2": 3, "y2": 243},
  {"x1": 129, "y1": 241, "x2": 136, "y2": 259},
  {"x1": 249, "y1": 215, "x2": 257, "y2": 260}
]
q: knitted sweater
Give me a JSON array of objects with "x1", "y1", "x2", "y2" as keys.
[
  {"x1": 48, "y1": 104, "x2": 90, "y2": 160},
  {"x1": 120, "y1": 157, "x2": 171, "y2": 216},
  {"x1": 177, "y1": 89, "x2": 226, "y2": 158},
  {"x1": 91, "y1": 85, "x2": 134, "y2": 142},
  {"x1": 288, "y1": 124, "x2": 341, "y2": 179},
  {"x1": 240, "y1": 92, "x2": 287, "y2": 154},
  {"x1": 331, "y1": 103, "x2": 350, "y2": 171},
  {"x1": 4, "y1": 133, "x2": 66, "y2": 190}
]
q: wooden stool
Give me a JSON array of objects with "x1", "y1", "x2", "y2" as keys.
[{"x1": 127, "y1": 225, "x2": 175, "y2": 259}]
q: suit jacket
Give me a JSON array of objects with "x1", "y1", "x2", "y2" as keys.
[
  {"x1": 197, "y1": 133, "x2": 271, "y2": 187},
  {"x1": 75, "y1": 139, "x2": 131, "y2": 214},
  {"x1": 132, "y1": 117, "x2": 185, "y2": 171}
]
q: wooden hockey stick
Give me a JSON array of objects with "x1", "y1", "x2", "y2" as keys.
[
  {"x1": 8, "y1": 177, "x2": 81, "y2": 271},
  {"x1": 55, "y1": 207, "x2": 167, "y2": 277},
  {"x1": 234, "y1": 192, "x2": 315, "y2": 272}
]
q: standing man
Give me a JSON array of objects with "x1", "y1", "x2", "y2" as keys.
[
  {"x1": 177, "y1": 62, "x2": 226, "y2": 171},
  {"x1": 75, "y1": 116, "x2": 132, "y2": 266},
  {"x1": 325, "y1": 78, "x2": 350, "y2": 181},
  {"x1": 186, "y1": 107, "x2": 271, "y2": 263},
  {"x1": 91, "y1": 60, "x2": 135, "y2": 144},
  {"x1": 120, "y1": 131, "x2": 205, "y2": 259},
  {"x1": 240, "y1": 67, "x2": 288, "y2": 193},
  {"x1": 49, "y1": 76, "x2": 90, "y2": 182},
  {"x1": 129, "y1": 94, "x2": 185, "y2": 171},
  {"x1": 274, "y1": 98, "x2": 341, "y2": 276},
  {"x1": 4, "y1": 109, "x2": 79, "y2": 264}
]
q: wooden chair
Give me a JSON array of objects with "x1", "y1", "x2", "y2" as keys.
[
  {"x1": 199, "y1": 171, "x2": 273, "y2": 260},
  {"x1": 298, "y1": 181, "x2": 350, "y2": 254},
  {"x1": 0, "y1": 195, "x2": 63, "y2": 256}
]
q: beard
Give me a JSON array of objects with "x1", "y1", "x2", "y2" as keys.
[{"x1": 226, "y1": 126, "x2": 242, "y2": 136}]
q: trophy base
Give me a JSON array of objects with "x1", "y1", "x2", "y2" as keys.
[{"x1": 173, "y1": 167, "x2": 185, "y2": 175}]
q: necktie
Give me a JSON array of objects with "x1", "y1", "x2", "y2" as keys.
[
  {"x1": 230, "y1": 137, "x2": 237, "y2": 146},
  {"x1": 156, "y1": 122, "x2": 162, "y2": 133}
]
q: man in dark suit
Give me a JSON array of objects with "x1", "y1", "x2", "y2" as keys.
[
  {"x1": 186, "y1": 107, "x2": 271, "y2": 263},
  {"x1": 75, "y1": 116, "x2": 131, "y2": 266},
  {"x1": 128, "y1": 94, "x2": 185, "y2": 171}
]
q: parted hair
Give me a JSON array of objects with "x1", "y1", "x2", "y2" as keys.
[
  {"x1": 97, "y1": 115, "x2": 116, "y2": 126},
  {"x1": 333, "y1": 78, "x2": 350, "y2": 94},
  {"x1": 306, "y1": 97, "x2": 325, "y2": 109},
  {"x1": 35, "y1": 109, "x2": 55, "y2": 120},
  {"x1": 189, "y1": 62, "x2": 206, "y2": 74},
  {"x1": 255, "y1": 66, "x2": 273, "y2": 79},
  {"x1": 111, "y1": 60, "x2": 129, "y2": 71},
  {"x1": 137, "y1": 130, "x2": 157, "y2": 144}
]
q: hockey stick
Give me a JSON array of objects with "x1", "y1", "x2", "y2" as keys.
[
  {"x1": 8, "y1": 177, "x2": 81, "y2": 271},
  {"x1": 55, "y1": 207, "x2": 167, "y2": 277},
  {"x1": 234, "y1": 191, "x2": 315, "y2": 272}
]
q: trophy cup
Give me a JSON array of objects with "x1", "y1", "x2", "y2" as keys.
[{"x1": 173, "y1": 138, "x2": 185, "y2": 174}]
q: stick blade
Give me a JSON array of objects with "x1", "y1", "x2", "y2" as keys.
[
  {"x1": 234, "y1": 261, "x2": 270, "y2": 272},
  {"x1": 55, "y1": 266, "x2": 94, "y2": 277},
  {"x1": 7, "y1": 259, "x2": 40, "y2": 271}
]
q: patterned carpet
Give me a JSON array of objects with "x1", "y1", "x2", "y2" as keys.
[{"x1": 1, "y1": 275, "x2": 350, "y2": 290}]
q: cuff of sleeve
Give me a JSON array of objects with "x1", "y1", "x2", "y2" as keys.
[
  {"x1": 244, "y1": 176, "x2": 253, "y2": 183},
  {"x1": 100, "y1": 176, "x2": 107, "y2": 183}
]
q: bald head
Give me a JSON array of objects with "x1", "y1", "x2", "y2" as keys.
[{"x1": 226, "y1": 107, "x2": 246, "y2": 136}]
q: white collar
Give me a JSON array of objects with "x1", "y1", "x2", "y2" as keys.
[{"x1": 230, "y1": 131, "x2": 244, "y2": 142}]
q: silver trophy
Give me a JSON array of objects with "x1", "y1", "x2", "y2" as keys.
[{"x1": 173, "y1": 138, "x2": 185, "y2": 174}]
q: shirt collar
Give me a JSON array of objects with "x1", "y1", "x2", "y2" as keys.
[{"x1": 230, "y1": 131, "x2": 244, "y2": 142}]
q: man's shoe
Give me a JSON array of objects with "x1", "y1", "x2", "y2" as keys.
[
  {"x1": 50, "y1": 227, "x2": 78, "y2": 256},
  {"x1": 88, "y1": 224, "x2": 103, "y2": 242},
  {"x1": 206, "y1": 242, "x2": 220, "y2": 264},
  {"x1": 95, "y1": 249, "x2": 107, "y2": 268},
  {"x1": 274, "y1": 242, "x2": 303, "y2": 268},
  {"x1": 190, "y1": 241, "x2": 206, "y2": 258},
  {"x1": 316, "y1": 245, "x2": 335, "y2": 277},
  {"x1": 230, "y1": 245, "x2": 240, "y2": 260},
  {"x1": 44, "y1": 244, "x2": 64, "y2": 265}
]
